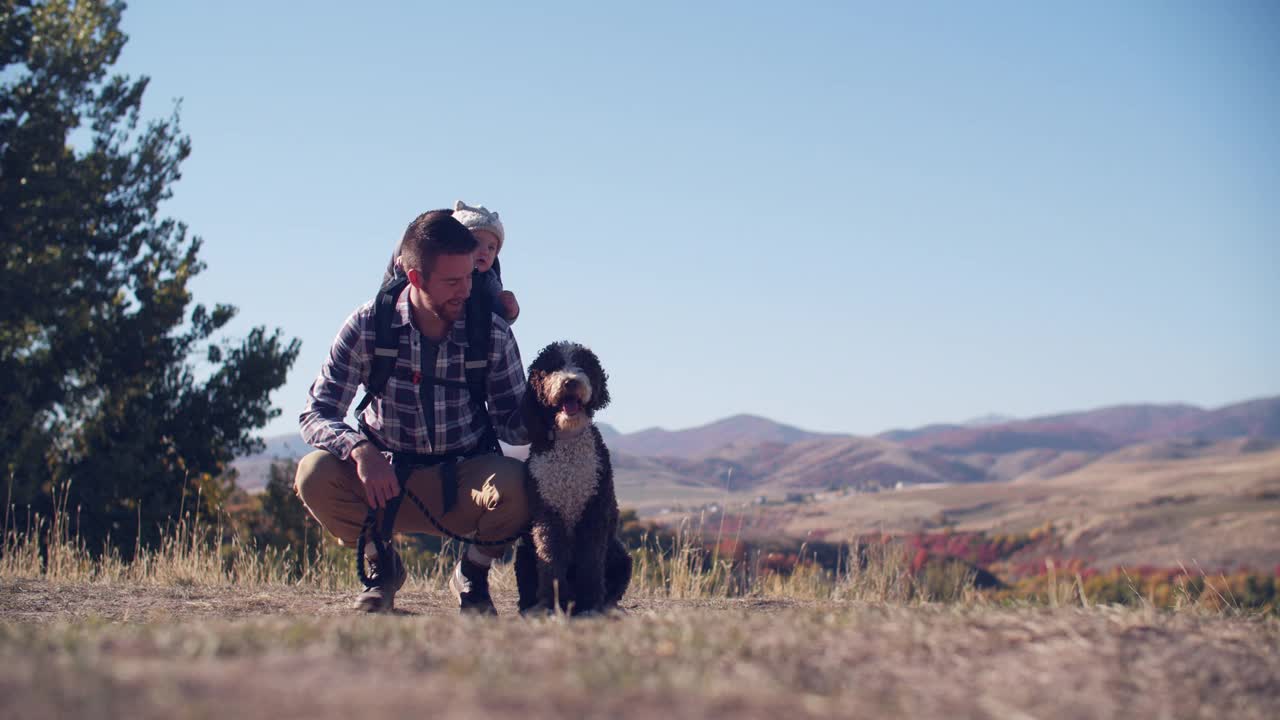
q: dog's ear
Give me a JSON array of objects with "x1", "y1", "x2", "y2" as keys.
[
  {"x1": 579, "y1": 349, "x2": 610, "y2": 413},
  {"x1": 521, "y1": 373, "x2": 552, "y2": 447}
]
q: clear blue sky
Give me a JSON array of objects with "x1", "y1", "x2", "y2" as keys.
[{"x1": 111, "y1": 1, "x2": 1279, "y2": 439}]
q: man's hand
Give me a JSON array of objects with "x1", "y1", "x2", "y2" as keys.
[
  {"x1": 499, "y1": 290, "x2": 520, "y2": 323},
  {"x1": 352, "y1": 442, "x2": 399, "y2": 509}
]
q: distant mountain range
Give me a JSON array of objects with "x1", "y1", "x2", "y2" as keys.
[
  {"x1": 605, "y1": 414, "x2": 842, "y2": 458},
  {"x1": 878, "y1": 398, "x2": 1280, "y2": 454},
  {"x1": 231, "y1": 397, "x2": 1280, "y2": 509}
]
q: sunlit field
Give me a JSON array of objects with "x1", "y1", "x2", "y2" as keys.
[{"x1": 3, "y1": 502, "x2": 1278, "y2": 720}]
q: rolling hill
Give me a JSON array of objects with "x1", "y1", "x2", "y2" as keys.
[
  {"x1": 606, "y1": 413, "x2": 841, "y2": 459},
  {"x1": 883, "y1": 397, "x2": 1280, "y2": 454},
  {"x1": 231, "y1": 397, "x2": 1280, "y2": 510}
]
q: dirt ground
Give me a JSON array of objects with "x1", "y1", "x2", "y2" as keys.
[{"x1": 3, "y1": 578, "x2": 1278, "y2": 720}]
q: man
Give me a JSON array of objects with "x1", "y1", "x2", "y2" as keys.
[{"x1": 296, "y1": 209, "x2": 529, "y2": 614}]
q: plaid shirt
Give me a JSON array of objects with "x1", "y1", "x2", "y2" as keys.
[{"x1": 300, "y1": 288, "x2": 528, "y2": 459}]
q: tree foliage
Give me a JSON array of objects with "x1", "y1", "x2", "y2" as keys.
[
  {"x1": 1, "y1": 0, "x2": 300, "y2": 551},
  {"x1": 258, "y1": 460, "x2": 313, "y2": 557}
]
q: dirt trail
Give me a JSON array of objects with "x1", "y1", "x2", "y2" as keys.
[{"x1": 2, "y1": 578, "x2": 1278, "y2": 720}]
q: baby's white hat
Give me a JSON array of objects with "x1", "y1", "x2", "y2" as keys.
[{"x1": 452, "y1": 200, "x2": 505, "y2": 253}]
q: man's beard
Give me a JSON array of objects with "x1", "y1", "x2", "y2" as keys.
[{"x1": 430, "y1": 297, "x2": 466, "y2": 323}]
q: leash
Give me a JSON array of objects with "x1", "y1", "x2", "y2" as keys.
[{"x1": 355, "y1": 456, "x2": 529, "y2": 586}]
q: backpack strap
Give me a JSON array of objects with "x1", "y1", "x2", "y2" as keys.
[
  {"x1": 464, "y1": 274, "x2": 500, "y2": 454},
  {"x1": 354, "y1": 271, "x2": 500, "y2": 455},
  {"x1": 354, "y1": 275, "x2": 409, "y2": 416}
]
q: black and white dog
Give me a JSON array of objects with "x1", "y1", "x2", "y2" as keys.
[{"x1": 515, "y1": 341, "x2": 632, "y2": 615}]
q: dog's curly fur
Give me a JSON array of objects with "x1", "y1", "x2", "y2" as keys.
[{"x1": 515, "y1": 341, "x2": 632, "y2": 615}]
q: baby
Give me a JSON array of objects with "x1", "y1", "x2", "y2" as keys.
[
  {"x1": 383, "y1": 200, "x2": 519, "y2": 323},
  {"x1": 452, "y1": 200, "x2": 519, "y2": 324}
]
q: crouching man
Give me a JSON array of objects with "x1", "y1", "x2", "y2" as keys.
[{"x1": 296, "y1": 209, "x2": 529, "y2": 614}]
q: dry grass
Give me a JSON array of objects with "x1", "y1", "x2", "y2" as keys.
[
  {"x1": 727, "y1": 447, "x2": 1280, "y2": 571},
  {"x1": 1, "y1": 497, "x2": 966, "y2": 605},
  {"x1": 1, "y1": 507, "x2": 351, "y2": 590},
  {"x1": 4, "y1": 497, "x2": 1280, "y2": 719},
  {"x1": 2, "y1": 579, "x2": 1277, "y2": 720}
]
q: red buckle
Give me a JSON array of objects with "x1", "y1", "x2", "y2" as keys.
[{"x1": 411, "y1": 371, "x2": 422, "y2": 385}]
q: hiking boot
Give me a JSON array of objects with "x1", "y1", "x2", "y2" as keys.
[
  {"x1": 450, "y1": 557, "x2": 498, "y2": 616},
  {"x1": 352, "y1": 547, "x2": 406, "y2": 613}
]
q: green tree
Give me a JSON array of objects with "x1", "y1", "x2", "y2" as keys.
[
  {"x1": 258, "y1": 460, "x2": 313, "y2": 555},
  {"x1": 1, "y1": 0, "x2": 300, "y2": 552}
]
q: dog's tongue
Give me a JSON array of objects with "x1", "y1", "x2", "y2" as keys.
[{"x1": 562, "y1": 397, "x2": 581, "y2": 416}]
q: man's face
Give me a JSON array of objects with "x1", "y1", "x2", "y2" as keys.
[{"x1": 410, "y1": 252, "x2": 473, "y2": 322}]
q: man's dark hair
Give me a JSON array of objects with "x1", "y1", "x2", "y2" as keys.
[{"x1": 400, "y1": 209, "x2": 476, "y2": 278}]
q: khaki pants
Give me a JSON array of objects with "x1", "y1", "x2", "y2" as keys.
[{"x1": 294, "y1": 450, "x2": 529, "y2": 559}]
